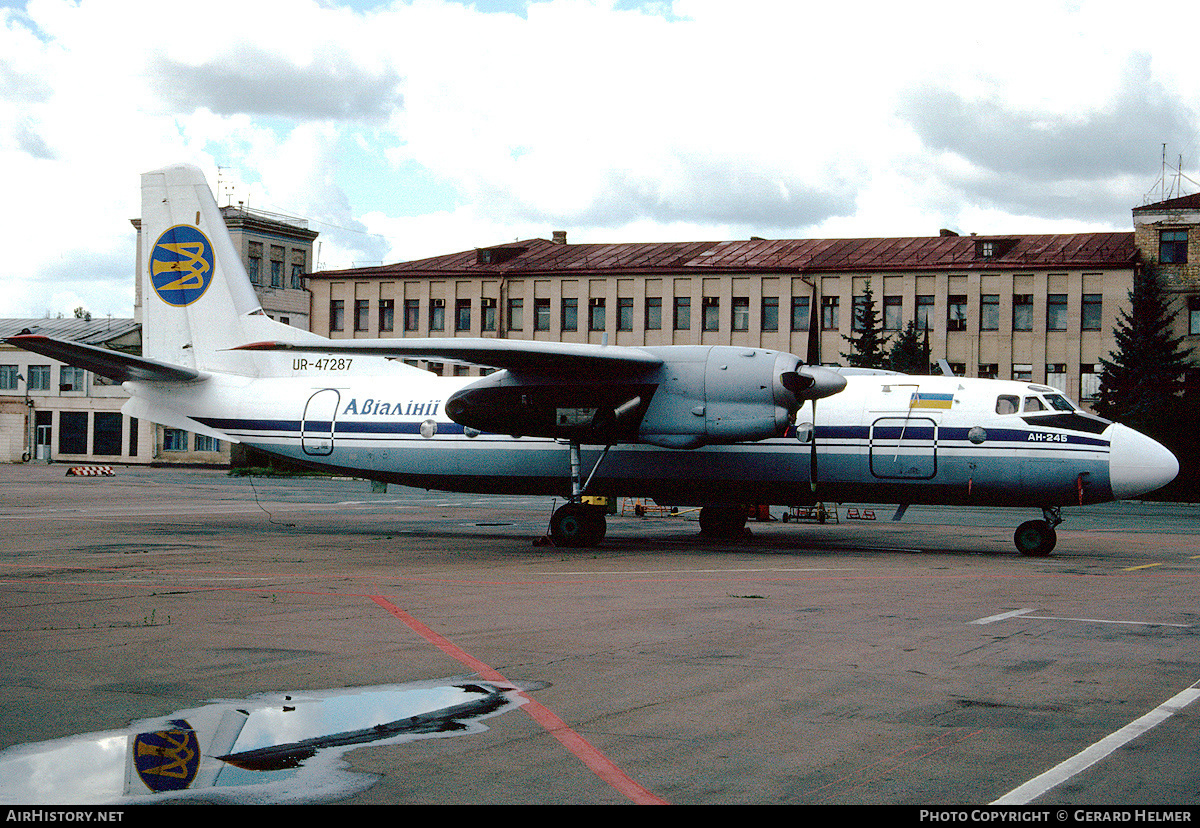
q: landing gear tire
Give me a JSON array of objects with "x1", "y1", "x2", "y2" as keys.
[
  {"x1": 550, "y1": 503, "x2": 606, "y2": 547},
  {"x1": 1014, "y1": 519, "x2": 1056, "y2": 557},
  {"x1": 698, "y1": 506, "x2": 748, "y2": 538}
]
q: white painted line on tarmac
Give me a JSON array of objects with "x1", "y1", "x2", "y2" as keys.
[
  {"x1": 534, "y1": 567, "x2": 861, "y2": 575},
  {"x1": 992, "y1": 680, "x2": 1200, "y2": 804},
  {"x1": 970, "y1": 608, "x2": 1036, "y2": 624},
  {"x1": 969, "y1": 608, "x2": 1188, "y2": 627}
]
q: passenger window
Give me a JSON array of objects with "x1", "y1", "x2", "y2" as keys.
[
  {"x1": 996, "y1": 395, "x2": 1019, "y2": 414},
  {"x1": 1023, "y1": 396, "x2": 1046, "y2": 412}
]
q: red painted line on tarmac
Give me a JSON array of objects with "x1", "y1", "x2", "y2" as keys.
[{"x1": 369, "y1": 595, "x2": 667, "y2": 805}]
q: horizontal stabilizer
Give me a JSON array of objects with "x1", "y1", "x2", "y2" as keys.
[
  {"x1": 6, "y1": 334, "x2": 203, "y2": 383},
  {"x1": 236, "y1": 337, "x2": 664, "y2": 375}
]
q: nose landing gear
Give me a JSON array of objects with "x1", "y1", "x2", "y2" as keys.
[{"x1": 1013, "y1": 506, "x2": 1062, "y2": 557}]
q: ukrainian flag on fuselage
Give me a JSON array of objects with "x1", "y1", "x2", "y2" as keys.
[{"x1": 909, "y1": 392, "x2": 955, "y2": 409}]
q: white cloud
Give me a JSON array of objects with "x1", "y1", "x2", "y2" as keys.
[{"x1": 2, "y1": 0, "x2": 1199, "y2": 314}]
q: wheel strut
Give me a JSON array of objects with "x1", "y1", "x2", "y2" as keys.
[{"x1": 551, "y1": 441, "x2": 611, "y2": 547}]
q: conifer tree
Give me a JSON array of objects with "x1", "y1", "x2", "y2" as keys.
[
  {"x1": 840, "y1": 280, "x2": 890, "y2": 368},
  {"x1": 1094, "y1": 268, "x2": 1191, "y2": 435},
  {"x1": 887, "y1": 320, "x2": 931, "y2": 374}
]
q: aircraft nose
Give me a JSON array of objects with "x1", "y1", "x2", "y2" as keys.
[{"x1": 1108, "y1": 423, "x2": 1179, "y2": 500}]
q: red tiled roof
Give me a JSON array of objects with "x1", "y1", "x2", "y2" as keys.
[{"x1": 312, "y1": 232, "x2": 1137, "y2": 280}]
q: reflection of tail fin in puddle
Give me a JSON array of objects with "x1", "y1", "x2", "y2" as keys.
[
  {"x1": 0, "y1": 680, "x2": 521, "y2": 805},
  {"x1": 216, "y1": 687, "x2": 507, "y2": 772}
]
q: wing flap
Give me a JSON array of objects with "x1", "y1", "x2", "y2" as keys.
[
  {"x1": 6, "y1": 334, "x2": 204, "y2": 383},
  {"x1": 236, "y1": 337, "x2": 664, "y2": 375}
]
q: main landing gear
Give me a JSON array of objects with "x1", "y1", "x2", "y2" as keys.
[
  {"x1": 548, "y1": 441, "x2": 611, "y2": 548},
  {"x1": 1013, "y1": 506, "x2": 1062, "y2": 557}
]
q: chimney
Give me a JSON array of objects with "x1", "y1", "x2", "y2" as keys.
[{"x1": 552, "y1": 230, "x2": 567, "y2": 245}]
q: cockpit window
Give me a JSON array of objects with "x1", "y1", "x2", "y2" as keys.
[
  {"x1": 996, "y1": 395, "x2": 1019, "y2": 415},
  {"x1": 1023, "y1": 396, "x2": 1046, "y2": 412},
  {"x1": 1044, "y1": 393, "x2": 1075, "y2": 412}
]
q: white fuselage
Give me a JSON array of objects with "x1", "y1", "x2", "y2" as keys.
[{"x1": 128, "y1": 369, "x2": 1175, "y2": 510}]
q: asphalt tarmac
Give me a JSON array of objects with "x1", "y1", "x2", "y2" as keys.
[{"x1": 0, "y1": 464, "x2": 1197, "y2": 807}]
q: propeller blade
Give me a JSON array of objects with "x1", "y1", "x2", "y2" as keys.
[{"x1": 810, "y1": 400, "x2": 818, "y2": 493}]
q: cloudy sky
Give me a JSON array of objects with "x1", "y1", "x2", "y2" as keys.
[{"x1": 2, "y1": 0, "x2": 1199, "y2": 319}]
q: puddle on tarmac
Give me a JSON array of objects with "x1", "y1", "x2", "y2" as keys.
[{"x1": 0, "y1": 679, "x2": 522, "y2": 805}]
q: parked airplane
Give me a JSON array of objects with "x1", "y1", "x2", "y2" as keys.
[{"x1": 6, "y1": 164, "x2": 1179, "y2": 555}]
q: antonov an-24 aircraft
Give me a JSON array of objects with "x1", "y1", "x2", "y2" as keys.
[{"x1": 7, "y1": 164, "x2": 1180, "y2": 555}]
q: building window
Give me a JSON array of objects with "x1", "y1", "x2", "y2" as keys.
[
  {"x1": 1047, "y1": 294, "x2": 1067, "y2": 331},
  {"x1": 507, "y1": 297, "x2": 523, "y2": 331},
  {"x1": 947, "y1": 295, "x2": 967, "y2": 331},
  {"x1": 163, "y1": 428, "x2": 188, "y2": 452},
  {"x1": 429, "y1": 298, "x2": 445, "y2": 331},
  {"x1": 455, "y1": 299, "x2": 472, "y2": 332},
  {"x1": 702, "y1": 297, "x2": 719, "y2": 332},
  {"x1": 1080, "y1": 364, "x2": 1101, "y2": 400},
  {"x1": 270, "y1": 246, "x2": 284, "y2": 287},
  {"x1": 248, "y1": 242, "x2": 262, "y2": 284},
  {"x1": 821, "y1": 296, "x2": 839, "y2": 330},
  {"x1": 617, "y1": 297, "x2": 633, "y2": 331},
  {"x1": 1046, "y1": 363, "x2": 1067, "y2": 392},
  {"x1": 674, "y1": 296, "x2": 691, "y2": 331},
  {"x1": 1012, "y1": 363, "x2": 1033, "y2": 382},
  {"x1": 480, "y1": 298, "x2": 496, "y2": 331},
  {"x1": 59, "y1": 411, "x2": 87, "y2": 454},
  {"x1": 978, "y1": 363, "x2": 999, "y2": 380},
  {"x1": 645, "y1": 297, "x2": 662, "y2": 330},
  {"x1": 761, "y1": 296, "x2": 778, "y2": 332},
  {"x1": 791, "y1": 296, "x2": 809, "y2": 331},
  {"x1": 1161, "y1": 230, "x2": 1188, "y2": 264},
  {"x1": 27, "y1": 365, "x2": 50, "y2": 391},
  {"x1": 916, "y1": 295, "x2": 934, "y2": 331},
  {"x1": 59, "y1": 365, "x2": 86, "y2": 391},
  {"x1": 851, "y1": 294, "x2": 869, "y2": 331},
  {"x1": 883, "y1": 295, "x2": 902, "y2": 330},
  {"x1": 329, "y1": 300, "x2": 344, "y2": 332},
  {"x1": 588, "y1": 298, "x2": 606, "y2": 331},
  {"x1": 732, "y1": 297, "x2": 750, "y2": 331},
  {"x1": 1012, "y1": 294, "x2": 1033, "y2": 331},
  {"x1": 397, "y1": 300, "x2": 413, "y2": 333},
  {"x1": 980, "y1": 294, "x2": 999, "y2": 331},
  {"x1": 0, "y1": 365, "x2": 16, "y2": 390},
  {"x1": 354, "y1": 299, "x2": 370, "y2": 332},
  {"x1": 1082, "y1": 294, "x2": 1102, "y2": 330},
  {"x1": 535, "y1": 298, "x2": 551, "y2": 331},
  {"x1": 93, "y1": 412, "x2": 122, "y2": 456},
  {"x1": 562, "y1": 297, "x2": 578, "y2": 331},
  {"x1": 380, "y1": 299, "x2": 396, "y2": 332},
  {"x1": 291, "y1": 252, "x2": 306, "y2": 289},
  {"x1": 194, "y1": 434, "x2": 221, "y2": 452}
]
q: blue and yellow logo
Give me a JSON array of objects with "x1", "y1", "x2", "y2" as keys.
[
  {"x1": 150, "y1": 225, "x2": 214, "y2": 307},
  {"x1": 132, "y1": 723, "x2": 201, "y2": 792}
]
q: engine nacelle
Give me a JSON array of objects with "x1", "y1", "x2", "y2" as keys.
[{"x1": 636, "y1": 346, "x2": 802, "y2": 449}]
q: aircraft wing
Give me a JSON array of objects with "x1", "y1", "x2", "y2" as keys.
[
  {"x1": 237, "y1": 337, "x2": 665, "y2": 376},
  {"x1": 5, "y1": 334, "x2": 204, "y2": 383}
]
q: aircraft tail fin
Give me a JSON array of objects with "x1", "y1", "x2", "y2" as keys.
[{"x1": 139, "y1": 164, "x2": 322, "y2": 377}]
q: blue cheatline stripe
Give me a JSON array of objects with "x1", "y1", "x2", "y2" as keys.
[{"x1": 192, "y1": 416, "x2": 467, "y2": 436}]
